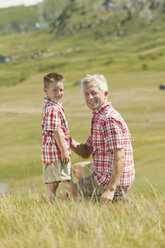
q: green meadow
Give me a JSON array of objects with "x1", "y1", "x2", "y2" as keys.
[{"x1": 0, "y1": 22, "x2": 165, "y2": 247}]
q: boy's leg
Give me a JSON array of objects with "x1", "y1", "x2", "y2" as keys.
[
  {"x1": 43, "y1": 162, "x2": 60, "y2": 202},
  {"x1": 63, "y1": 180, "x2": 77, "y2": 199},
  {"x1": 72, "y1": 161, "x2": 93, "y2": 179},
  {"x1": 46, "y1": 182, "x2": 59, "y2": 203},
  {"x1": 59, "y1": 160, "x2": 77, "y2": 200}
]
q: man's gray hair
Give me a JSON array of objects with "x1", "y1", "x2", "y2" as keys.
[{"x1": 81, "y1": 74, "x2": 108, "y2": 93}]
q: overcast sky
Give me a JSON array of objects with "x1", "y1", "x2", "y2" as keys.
[{"x1": 0, "y1": 0, "x2": 43, "y2": 8}]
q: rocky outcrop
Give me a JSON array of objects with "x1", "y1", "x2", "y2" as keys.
[{"x1": 51, "y1": 0, "x2": 165, "y2": 35}]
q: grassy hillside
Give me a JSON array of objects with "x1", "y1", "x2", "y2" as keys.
[
  {"x1": 0, "y1": 2, "x2": 165, "y2": 247},
  {"x1": 0, "y1": 5, "x2": 43, "y2": 35},
  {"x1": 0, "y1": 0, "x2": 165, "y2": 35},
  {"x1": 0, "y1": 24, "x2": 165, "y2": 189},
  {"x1": 0, "y1": 0, "x2": 164, "y2": 192}
]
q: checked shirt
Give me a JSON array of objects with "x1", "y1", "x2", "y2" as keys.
[
  {"x1": 41, "y1": 98, "x2": 70, "y2": 164},
  {"x1": 86, "y1": 102, "x2": 135, "y2": 189}
]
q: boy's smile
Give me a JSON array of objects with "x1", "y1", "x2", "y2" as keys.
[{"x1": 44, "y1": 81, "x2": 64, "y2": 102}]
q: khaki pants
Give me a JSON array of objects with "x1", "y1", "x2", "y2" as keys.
[{"x1": 76, "y1": 162, "x2": 127, "y2": 201}]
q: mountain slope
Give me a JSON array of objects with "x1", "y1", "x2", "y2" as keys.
[
  {"x1": 52, "y1": 0, "x2": 165, "y2": 37},
  {"x1": 0, "y1": 0, "x2": 164, "y2": 36}
]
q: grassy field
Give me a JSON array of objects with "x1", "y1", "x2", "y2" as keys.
[
  {"x1": 0, "y1": 23, "x2": 165, "y2": 247},
  {"x1": 0, "y1": 188, "x2": 165, "y2": 248}
]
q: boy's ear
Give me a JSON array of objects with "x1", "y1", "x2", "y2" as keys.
[
  {"x1": 104, "y1": 91, "x2": 108, "y2": 97},
  {"x1": 43, "y1": 87, "x2": 47, "y2": 93}
]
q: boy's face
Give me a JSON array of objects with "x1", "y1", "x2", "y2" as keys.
[
  {"x1": 83, "y1": 81, "x2": 108, "y2": 111},
  {"x1": 44, "y1": 81, "x2": 64, "y2": 102}
]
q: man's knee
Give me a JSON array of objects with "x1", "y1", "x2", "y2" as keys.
[{"x1": 72, "y1": 162, "x2": 83, "y2": 179}]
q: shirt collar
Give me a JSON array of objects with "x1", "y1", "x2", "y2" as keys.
[
  {"x1": 93, "y1": 102, "x2": 112, "y2": 116},
  {"x1": 44, "y1": 97, "x2": 62, "y2": 107}
]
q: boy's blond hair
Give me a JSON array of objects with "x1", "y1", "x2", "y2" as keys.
[{"x1": 43, "y1": 72, "x2": 64, "y2": 89}]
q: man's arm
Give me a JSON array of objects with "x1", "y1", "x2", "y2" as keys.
[
  {"x1": 54, "y1": 130, "x2": 70, "y2": 164},
  {"x1": 100, "y1": 148, "x2": 125, "y2": 203},
  {"x1": 70, "y1": 137, "x2": 93, "y2": 158}
]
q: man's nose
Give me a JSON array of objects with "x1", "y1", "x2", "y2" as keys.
[{"x1": 88, "y1": 93, "x2": 93, "y2": 99}]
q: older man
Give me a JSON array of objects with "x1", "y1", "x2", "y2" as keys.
[{"x1": 70, "y1": 74, "x2": 135, "y2": 203}]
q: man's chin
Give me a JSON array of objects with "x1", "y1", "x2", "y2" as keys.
[{"x1": 88, "y1": 105, "x2": 98, "y2": 111}]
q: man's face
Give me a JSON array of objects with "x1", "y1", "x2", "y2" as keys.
[
  {"x1": 44, "y1": 81, "x2": 64, "y2": 102},
  {"x1": 83, "y1": 81, "x2": 108, "y2": 111}
]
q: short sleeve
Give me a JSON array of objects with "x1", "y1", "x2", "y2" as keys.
[
  {"x1": 85, "y1": 135, "x2": 93, "y2": 147},
  {"x1": 102, "y1": 118, "x2": 124, "y2": 151},
  {"x1": 45, "y1": 108, "x2": 60, "y2": 131}
]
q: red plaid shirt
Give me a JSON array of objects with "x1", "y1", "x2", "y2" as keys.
[
  {"x1": 41, "y1": 98, "x2": 70, "y2": 164},
  {"x1": 86, "y1": 102, "x2": 135, "y2": 189}
]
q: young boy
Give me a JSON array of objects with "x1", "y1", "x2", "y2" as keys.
[{"x1": 41, "y1": 72, "x2": 76, "y2": 202}]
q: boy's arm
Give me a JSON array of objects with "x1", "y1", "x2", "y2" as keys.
[
  {"x1": 70, "y1": 137, "x2": 93, "y2": 159},
  {"x1": 54, "y1": 130, "x2": 70, "y2": 164}
]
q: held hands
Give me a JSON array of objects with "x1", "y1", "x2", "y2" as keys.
[
  {"x1": 100, "y1": 188, "x2": 115, "y2": 204},
  {"x1": 61, "y1": 150, "x2": 70, "y2": 164}
]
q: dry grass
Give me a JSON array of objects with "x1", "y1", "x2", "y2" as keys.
[{"x1": 0, "y1": 184, "x2": 165, "y2": 248}]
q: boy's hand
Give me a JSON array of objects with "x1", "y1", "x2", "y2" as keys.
[{"x1": 61, "y1": 151, "x2": 70, "y2": 164}]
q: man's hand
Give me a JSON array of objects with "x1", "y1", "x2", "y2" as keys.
[
  {"x1": 70, "y1": 136, "x2": 93, "y2": 158},
  {"x1": 100, "y1": 148, "x2": 125, "y2": 204},
  {"x1": 61, "y1": 151, "x2": 70, "y2": 164},
  {"x1": 100, "y1": 189, "x2": 115, "y2": 204}
]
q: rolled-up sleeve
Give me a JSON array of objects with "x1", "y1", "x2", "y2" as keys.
[
  {"x1": 85, "y1": 135, "x2": 93, "y2": 147},
  {"x1": 102, "y1": 118, "x2": 124, "y2": 151}
]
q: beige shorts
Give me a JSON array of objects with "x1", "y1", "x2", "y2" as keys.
[{"x1": 43, "y1": 160, "x2": 72, "y2": 184}]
